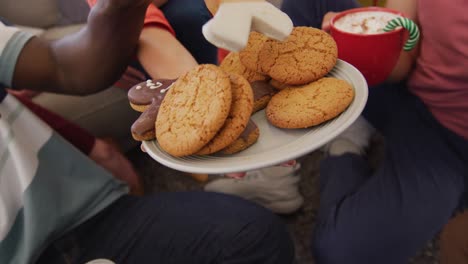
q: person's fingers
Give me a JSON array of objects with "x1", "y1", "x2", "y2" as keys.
[
  {"x1": 322, "y1": 11, "x2": 339, "y2": 32},
  {"x1": 140, "y1": 144, "x2": 146, "y2": 153},
  {"x1": 204, "y1": 0, "x2": 220, "y2": 15},
  {"x1": 280, "y1": 160, "x2": 297, "y2": 167},
  {"x1": 225, "y1": 172, "x2": 246, "y2": 179},
  {"x1": 7, "y1": 89, "x2": 41, "y2": 99},
  {"x1": 129, "y1": 181, "x2": 145, "y2": 196}
]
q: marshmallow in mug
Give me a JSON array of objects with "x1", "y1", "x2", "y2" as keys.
[{"x1": 334, "y1": 11, "x2": 401, "y2": 35}]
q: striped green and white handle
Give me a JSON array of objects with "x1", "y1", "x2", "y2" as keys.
[{"x1": 384, "y1": 17, "x2": 420, "y2": 51}]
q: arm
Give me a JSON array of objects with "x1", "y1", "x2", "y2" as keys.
[
  {"x1": 385, "y1": 0, "x2": 419, "y2": 82},
  {"x1": 87, "y1": 0, "x2": 195, "y2": 80},
  {"x1": 138, "y1": 27, "x2": 198, "y2": 79},
  {"x1": 11, "y1": 0, "x2": 151, "y2": 95},
  {"x1": 132, "y1": 2, "x2": 197, "y2": 79}
]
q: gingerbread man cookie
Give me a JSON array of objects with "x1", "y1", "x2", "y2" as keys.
[{"x1": 128, "y1": 79, "x2": 176, "y2": 141}]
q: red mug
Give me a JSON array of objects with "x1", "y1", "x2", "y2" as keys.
[{"x1": 330, "y1": 7, "x2": 411, "y2": 86}]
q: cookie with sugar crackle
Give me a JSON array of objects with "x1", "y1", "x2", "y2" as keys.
[
  {"x1": 240, "y1": 27, "x2": 338, "y2": 85},
  {"x1": 237, "y1": 31, "x2": 269, "y2": 73},
  {"x1": 197, "y1": 73, "x2": 254, "y2": 155},
  {"x1": 221, "y1": 119, "x2": 260, "y2": 154},
  {"x1": 220, "y1": 52, "x2": 269, "y2": 83},
  {"x1": 219, "y1": 52, "x2": 276, "y2": 114},
  {"x1": 156, "y1": 64, "x2": 232, "y2": 157},
  {"x1": 266, "y1": 77, "x2": 354, "y2": 129},
  {"x1": 127, "y1": 79, "x2": 176, "y2": 141}
]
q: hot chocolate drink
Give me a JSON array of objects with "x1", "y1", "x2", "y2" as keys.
[{"x1": 334, "y1": 11, "x2": 401, "y2": 34}]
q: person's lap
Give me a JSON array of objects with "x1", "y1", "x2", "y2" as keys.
[
  {"x1": 37, "y1": 192, "x2": 295, "y2": 264},
  {"x1": 314, "y1": 84, "x2": 468, "y2": 263}
]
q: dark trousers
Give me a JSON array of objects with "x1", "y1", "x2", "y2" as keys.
[
  {"x1": 313, "y1": 84, "x2": 468, "y2": 264},
  {"x1": 37, "y1": 192, "x2": 295, "y2": 264}
]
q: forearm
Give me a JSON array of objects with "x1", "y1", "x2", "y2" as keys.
[
  {"x1": 138, "y1": 27, "x2": 198, "y2": 79},
  {"x1": 12, "y1": 0, "x2": 150, "y2": 95}
]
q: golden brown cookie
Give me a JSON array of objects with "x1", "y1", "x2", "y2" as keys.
[
  {"x1": 238, "y1": 31, "x2": 269, "y2": 73},
  {"x1": 220, "y1": 52, "x2": 269, "y2": 83},
  {"x1": 197, "y1": 73, "x2": 254, "y2": 155},
  {"x1": 266, "y1": 77, "x2": 354, "y2": 129},
  {"x1": 240, "y1": 27, "x2": 338, "y2": 85},
  {"x1": 156, "y1": 64, "x2": 232, "y2": 157},
  {"x1": 221, "y1": 119, "x2": 260, "y2": 154}
]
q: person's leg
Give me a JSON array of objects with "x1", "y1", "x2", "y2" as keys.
[
  {"x1": 161, "y1": 0, "x2": 218, "y2": 64},
  {"x1": 37, "y1": 192, "x2": 295, "y2": 264},
  {"x1": 312, "y1": 84, "x2": 468, "y2": 264},
  {"x1": 281, "y1": 0, "x2": 360, "y2": 28},
  {"x1": 440, "y1": 210, "x2": 468, "y2": 264}
]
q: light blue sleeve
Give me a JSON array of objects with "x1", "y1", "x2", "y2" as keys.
[{"x1": 0, "y1": 28, "x2": 34, "y2": 89}]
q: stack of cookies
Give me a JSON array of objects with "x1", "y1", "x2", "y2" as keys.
[
  {"x1": 223, "y1": 26, "x2": 355, "y2": 129},
  {"x1": 128, "y1": 65, "x2": 260, "y2": 157},
  {"x1": 127, "y1": 26, "x2": 355, "y2": 158}
]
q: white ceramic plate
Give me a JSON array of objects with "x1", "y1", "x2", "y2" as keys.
[{"x1": 143, "y1": 59, "x2": 368, "y2": 174}]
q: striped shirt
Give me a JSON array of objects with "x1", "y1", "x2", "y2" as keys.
[{"x1": 0, "y1": 22, "x2": 127, "y2": 264}]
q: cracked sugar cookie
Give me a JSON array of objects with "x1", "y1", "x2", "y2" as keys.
[
  {"x1": 197, "y1": 73, "x2": 254, "y2": 155},
  {"x1": 240, "y1": 27, "x2": 338, "y2": 85},
  {"x1": 156, "y1": 64, "x2": 232, "y2": 157},
  {"x1": 266, "y1": 77, "x2": 354, "y2": 129},
  {"x1": 220, "y1": 52, "x2": 269, "y2": 83},
  {"x1": 220, "y1": 119, "x2": 260, "y2": 154}
]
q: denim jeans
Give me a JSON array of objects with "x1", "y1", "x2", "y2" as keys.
[{"x1": 37, "y1": 192, "x2": 295, "y2": 264}]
